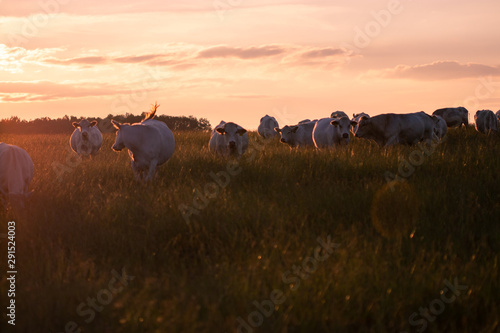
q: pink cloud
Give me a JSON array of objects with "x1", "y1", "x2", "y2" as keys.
[
  {"x1": 197, "y1": 45, "x2": 287, "y2": 59},
  {"x1": 0, "y1": 80, "x2": 139, "y2": 102},
  {"x1": 382, "y1": 61, "x2": 500, "y2": 80}
]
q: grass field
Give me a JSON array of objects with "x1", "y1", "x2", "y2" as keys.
[{"x1": 1, "y1": 127, "x2": 499, "y2": 333}]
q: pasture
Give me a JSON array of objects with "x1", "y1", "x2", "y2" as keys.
[{"x1": 0, "y1": 127, "x2": 499, "y2": 332}]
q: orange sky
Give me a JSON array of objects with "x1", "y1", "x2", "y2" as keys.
[{"x1": 1, "y1": 0, "x2": 500, "y2": 130}]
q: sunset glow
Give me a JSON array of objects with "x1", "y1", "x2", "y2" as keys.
[{"x1": 1, "y1": 0, "x2": 500, "y2": 129}]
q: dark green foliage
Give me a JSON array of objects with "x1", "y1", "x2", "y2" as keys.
[{"x1": 0, "y1": 113, "x2": 211, "y2": 134}]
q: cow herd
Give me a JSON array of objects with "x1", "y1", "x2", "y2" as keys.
[{"x1": 1, "y1": 105, "x2": 499, "y2": 212}]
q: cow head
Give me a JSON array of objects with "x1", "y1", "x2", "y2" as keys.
[
  {"x1": 73, "y1": 119, "x2": 97, "y2": 141},
  {"x1": 354, "y1": 116, "x2": 371, "y2": 138},
  {"x1": 330, "y1": 116, "x2": 357, "y2": 143},
  {"x1": 330, "y1": 111, "x2": 347, "y2": 119},
  {"x1": 111, "y1": 120, "x2": 127, "y2": 151},
  {"x1": 275, "y1": 125, "x2": 299, "y2": 146},
  {"x1": 351, "y1": 113, "x2": 369, "y2": 135},
  {"x1": 216, "y1": 122, "x2": 247, "y2": 153}
]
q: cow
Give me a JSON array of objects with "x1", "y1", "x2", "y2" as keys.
[
  {"x1": 111, "y1": 103, "x2": 175, "y2": 182},
  {"x1": 298, "y1": 119, "x2": 311, "y2": 124},
  {"x1": 313, "y1": 117, "x2": 357, "y2": 149},
  {"x1": 351, "y1": 112, "x2": 370, "y2": 135},
  {"x1": 257, "y1": 115, "x2": 279, "y2": 139},
  {"x1": 209, "y1": 121, "x2": 248, "y2": 157},
  {"x1": 432, "y1": 115, "x2": 447, "y2": 141},
  {"x1": 330, "y1": 111, "x2": 348, "y2": 119},
  {"x1": 70, "y1": 118, "x2": 103, "y2": 158},
  {"x1": 496, "y1": 110, "x2": 500, "y2": 124},
  {"x1": 0, "y1": 143, "x2": 34, "y2": 211},
  {"x1": 474, "y1": 110, "x2": 498, "y2": 134},
  {"x1": 275, "y1": 120, "x2": 317, "y2": 148},
  {"x1": 432, "y1": 107, "x2": 469, "y2": 127},
  {"x1": 355, "y1": 112, "x2": 435, "y2": 147}
]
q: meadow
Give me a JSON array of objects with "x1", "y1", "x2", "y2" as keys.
[{"x1": 0, "y1": 127, "x2": 499, "y2": 333}]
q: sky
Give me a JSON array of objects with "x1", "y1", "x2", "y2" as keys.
[{"x1": 1, "y1": 0, "x2": 500, "y2": 130}]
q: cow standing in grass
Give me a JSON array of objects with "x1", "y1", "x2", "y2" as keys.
[
  {"x1": 275, "y1": 120, "x2": 317, "y2": 148},
  {"x1": 111, "y1": 103, "x2": 175, "y2": 182},
  {"x1": 70, "y1": 118, "x2": 103, "y2": 158},
  {"x1": 432, "y1": 107, "x2": 469, "y2": 128},
  {"x1": 355, "y1": 112, "x2": 435, "y2": 147},
  {"x1": 313, "y1": 117, "x2": 357, "y2": 149},
  {"x1": 474, "y1": 110, "x2": 498, "y2": 134},
  {"x1": 257, "y1": 115, "x2": 279, "y2": 139},
  {"x1": 209, "y1": 121, "x2": 248, "y2": 157},
  {"x1": 0, "y1": 143, "x2": 34, "y2": 211}
]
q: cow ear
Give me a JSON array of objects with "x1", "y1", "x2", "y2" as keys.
[
  {"x1": 237, "y1": 127, "x2": 247, "y2": 135},
  {"x1": 90, "y1": 120, "x2": 98, "y2": 127},
  {"x1": 291, "y1": 126, "x2": 299, "y2": 133},
  {"x1": 111, "y1": 120, "x2": 122, "y2": 129},
  {"x1": 72, "y1": 122, "x2": 80, "y2": 128},
  {"x1": 350, "y1": 120, "x2": 358, "y2": 127},
  {"x1": 330, "y1": 120, "x2": 339, "y2": 127},
  {"x1": 216, "y1": 127, "x2": 226, "y2": 135},
  {"x1": 274, "y1": 127, "x2": 281, "y2": 133}
]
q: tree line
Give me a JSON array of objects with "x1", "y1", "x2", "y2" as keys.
[{"x1": 0, "y1": 114, "x2": 212, "y2": 134}]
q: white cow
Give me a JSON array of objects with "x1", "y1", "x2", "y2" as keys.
[
  {"x1": 313, "y1": 117, "x2": 357, "y2": 149},
  {"x1": 257, "y1": 115, "x2": 279, "y2": 139},
  {"x1": 111, "y1": 103, "x2": 175, "y2": 182},
  {"x1": 70, "y1": 119, "x2": 103, "y2": 157},
  {"x1": 474, "y1": 110, "x2": 498, "y2": 134},
  {"x1": 275, "y1": 120, "x2": 317, "y2": 148},
  {"x1": 209, "y1": 121, "x2": 248, "y2": 157},
  {"x1": 355, "y1": 112, "x2": 435, "y2": 147},
  {"x1": 0, "y1": 143, "x2": 34, "y2": 210},
  {"x1": 351, "y1": 112, "x2": 370, "y2": 135},
  {"x1": 432, "y1": 115, "x2": 447, "y2": 141},
  {"x1": 330, "y1": 111, "x2": 348, "y2": 119},
  {"x1": 432, "y1": 107, "x2": 469, "y2": 128}
]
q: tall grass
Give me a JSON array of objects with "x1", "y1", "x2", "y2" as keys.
[{"x1": 0, "y1": 127, "x2": 499, "y2": 332}]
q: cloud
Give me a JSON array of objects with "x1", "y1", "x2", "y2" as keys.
[
  {"x1": 0, "y1": 44, "x2": 63, "y2": 73},
  {"x1": 299, "y1": 48, "x2": 345, "y2": 59},
  {"x1": 379, "y1": 61, "x2": 500, "y2": 81},
  {"x1": 43, "y1": 56, "x2": 108, "y2": 66},
  {"x1": 0, "y1": 80, "x2": 139, "y2": 102},
  {"x1": 0, "y1": 1, "x2": 215, "y2": 17},
  {"x1": 197, "y1": 45, "x2": 288, "y2": 59},
  {"x1": 32, "y1": 44, "x2": 351, "y2": 69},
  {"x1": 227, "y1": 94, "x2": 273, "y2": 99},
  {"x1": 283, "y1": 47, "x2": 352, "y2": 67},
  {"x1": 113, "y1": 54, "x2": 163, "y2": 63},
  {"x1": 0, "y1": 0, "x2": 341, "y2": 17}
]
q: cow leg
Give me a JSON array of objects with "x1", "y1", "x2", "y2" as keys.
[
  {"x1": 146, "y1": 160, "x2": 158, "y2": 182},
  {"x1": 385, "y1": 135, "x2": 399, "y2": 147},
  {"x1": 131, "y1": 161, "x2": 142, "y2": 182}
]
